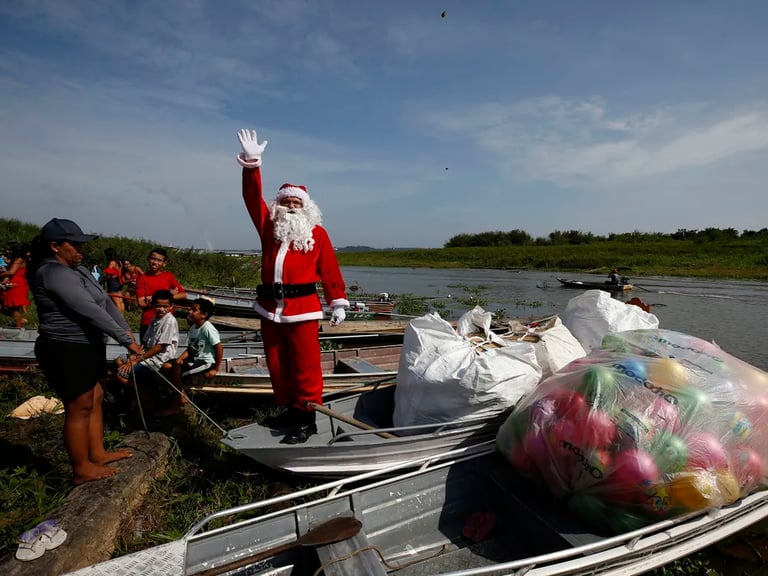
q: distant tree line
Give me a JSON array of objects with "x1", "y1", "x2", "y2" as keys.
[{"x1": 444, "y1": 227, "x2": 768, "y2": 248}]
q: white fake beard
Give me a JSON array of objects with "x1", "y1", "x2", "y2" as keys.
[{"x1": 271, "y1": 201, "x2": 323, "y2": 253}]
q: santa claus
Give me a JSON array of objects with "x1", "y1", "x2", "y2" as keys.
[{"x1": 237, "y1": 128, "x2": 349, "y2": 444}]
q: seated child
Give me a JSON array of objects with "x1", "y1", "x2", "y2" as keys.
[
  {"x1": 115, "y1": 289, "x2": 179, "y2": 393},
  {"x1": 156, "y1": 297, "x2": 223, "y2": 416}
]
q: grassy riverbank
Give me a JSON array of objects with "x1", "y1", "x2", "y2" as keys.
[
  {"x1": 337, "y1": 241, "x2": 768, "y2": 280},
  {"x1": 3, "y1": 217, "x2": 768, "y2": 284}
]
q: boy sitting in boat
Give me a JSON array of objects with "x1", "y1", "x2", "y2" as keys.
[
  {"x1": 115, "y1": 289, "x2": 179, "y2": 393},
  {"x1": 607, "y1": 268, "x2": 621, "y2": 285},
  {"x1": 156, "y1": 297, "x2": 223, "y2": 416}
]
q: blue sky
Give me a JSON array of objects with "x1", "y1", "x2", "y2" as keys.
[{"x1": 2, "y1": 1, "x2": 767, "y2": 250}]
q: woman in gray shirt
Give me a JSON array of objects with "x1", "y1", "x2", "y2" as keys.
[{"x1": 29, "y1": 218, "x2": 144, "y2": 485}]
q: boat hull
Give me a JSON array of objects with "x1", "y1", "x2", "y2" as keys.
[
  {"x1": 66, "y1": 446, "x2": 768, "y2": 576},
  {"x1": 221, "y1": 386, "x2": 504, "y2": 476}
]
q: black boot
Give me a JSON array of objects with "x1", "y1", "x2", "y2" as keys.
[
  {"x1": 262, "y1": 407, "x2": 297, "y2": 430},
  {"x1": 280, "y1": 409, "x2": 317, "y2": 444}
]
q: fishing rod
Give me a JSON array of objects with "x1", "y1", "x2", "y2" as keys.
[{"x1": 127, "y1": 361, "x2": 228, "y2": 436}]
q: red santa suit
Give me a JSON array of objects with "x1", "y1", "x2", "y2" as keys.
[{"x1": 242, "y1": 167, "x2": 349, "y2": 409}]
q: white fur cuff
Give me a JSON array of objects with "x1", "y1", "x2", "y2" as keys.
[{"x1": 236, "y1": 153, "x2": 262, "y2": 168}]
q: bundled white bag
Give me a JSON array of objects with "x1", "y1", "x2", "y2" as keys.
[
  {"x1": 561, "y1": 290, "x2": 659, "y2": 352},
  {"x1": 530, "y1": 317, "x2": 586, "y2": 379},
  {"x1": 393, "y1": 308, "x2": 542, "y2": 433}
]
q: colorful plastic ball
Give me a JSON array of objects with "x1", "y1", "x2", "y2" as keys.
[
  {"x1": 508, "y1": 430, "x2": 548, "y2": 478},
  {"x1": 716, "y1": 470, "x2": 741, "y2": 506},
  {"x1": 571, "y1": 448, "x2": 614, "y2": 490},
  {"x1": 521, "y1": 429, "x2": 552, "y2": 469},
  {"x1": 745, "y1": 395, "x2": 768, "y2": 430},
  {"x1": 731, "y1": 446, "x2": 765, "y2": 492},
  {"x1": 584, "y1": 409, "x2": 618, "y2": 448},
  {"x1": 508, "y1": 443, "x2": 537, "y2": 477},
  {"x1": 604, "y1": 449, "x2": 660, "y2": 503},
  {"x1": 676, "y1": 387, "x2": 713, "y2": 421},
  {"x1": 648, "y1": 358, "x2": 688, "y2": 390},
  {"x1": 617, "y1": 358, "x2": 648, "y2": 381},
  {"x1": 686, "y1": 432, "x2": 728, "y2": 471},
  {"x1": 649, "y1": 432, "x2": 689, "y2": 474},
  {"x1": 729, "y1": 411, "x2": 753, "y2": 442},
  {"x1": 578, "y1": 366, "x2": 619, "y2": 408},
  {"x1": 552, "y1": 409, "x2": 617, "y2": 451},
  {"x1": 608, "y1": 511, "x2": 652, "y2": 533},
  {"x1": 601, "y1": 334, "x2": 632, "y2": 353},
  {"x1": 568, "y1": 493, "x2": 612, "y2": 530},
  {"x1": 546, "y1": 389, "x2": 589, "y2": 420},
  {"x1": 642, "y1": 482, "x2": 673, "y2": 517},
  {"x1": 667, "y1": 470, "x2": 718, "y2": 511}
]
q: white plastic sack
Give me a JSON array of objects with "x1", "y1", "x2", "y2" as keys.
[
  {"x1": 561, "y1": 290, "x2": 659, "y2": 353},
  {"x1": 532, "y1": 317, "x2": 586, "y2": 379},
  {"x1": 393, "y1": 310, "x2": 542, "y2": 433}
]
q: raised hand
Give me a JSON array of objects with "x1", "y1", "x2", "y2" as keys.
[{"x1": 237, "y1": 129, "x2": 268, "y2": 160}]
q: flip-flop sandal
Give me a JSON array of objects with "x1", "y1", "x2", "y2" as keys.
[
  {"x1": 462, "y1": 511, "x2": 496, "y2": 543},
  {"x1": 36, "y1": 519, "x2": 68, "y2": 550},
  {"x1": 15, "y1": 527, "x2": 45, "y2": 561}
]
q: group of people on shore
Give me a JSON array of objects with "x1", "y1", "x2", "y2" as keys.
[
  {"x1": 25, "y1": 226, "x2": 225, "y2": 484},
  {"x1": 1, "y1": 241, "x2": 32, "y2": 327},
  {"x1": 97, "y1": 248, "x2": 144, "y2": 315},
  {"x1": 24, "y1": 126, "x2": 351, "y2": 485}
]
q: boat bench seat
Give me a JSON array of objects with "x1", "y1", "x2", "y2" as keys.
[
  {"x1": 315, "y1": 527, "x2": 387, "y2": 576},
  {"x1": 231, "y1": 365, "x2": 270, "y2": 375},
  {"x1": 335, "y1": 358, "x2": 384, "y2": 374}
]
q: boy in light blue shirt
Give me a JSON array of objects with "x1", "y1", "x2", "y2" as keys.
[{"x1": 157, "y1": 298, "x2": 223, "y2": 416}]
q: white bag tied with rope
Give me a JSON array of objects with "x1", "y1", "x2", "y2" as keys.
[
  {"x1": 561, "y1": 290, "x2": 659, "y2": 353},
  {"x1": 526, "y1": 316, "x2": 587, "y2": 379},
  {"x1": 393, "y1": 308, "x2": 542, "y2": 433}
]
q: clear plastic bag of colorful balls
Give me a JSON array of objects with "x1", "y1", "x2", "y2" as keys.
[{"x1": 496, "y1": 329, "x2": 768, "y2": 534}]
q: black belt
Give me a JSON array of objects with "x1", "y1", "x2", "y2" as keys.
[{"x1": 256, "y1": 282, "x2": 317, "y2": 300}]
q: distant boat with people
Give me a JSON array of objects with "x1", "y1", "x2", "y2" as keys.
[{"x1": 556, "y1": 277, "x2": 633, "y2": 292}]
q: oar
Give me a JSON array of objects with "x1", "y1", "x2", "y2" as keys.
[
  {"x1": 196, "y1": 516, "x2": 362, "y2": 576},
  {"x1": 307, "y1": 402, "x2": 396, "y2": 439}
]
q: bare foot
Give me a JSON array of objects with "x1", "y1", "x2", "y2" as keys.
[
  {"x1": 73, "y1": 465, "x2": 118, "y2": 485},
  {"x1": 92, "y1": 448, "x2": 133, "y2": 464}
]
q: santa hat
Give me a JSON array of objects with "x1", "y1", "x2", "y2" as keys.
[{"x1": 276, "y1": 183, "x2": 310, "y2": 204}]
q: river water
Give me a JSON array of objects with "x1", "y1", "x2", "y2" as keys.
[{"x1": 342, "y1": 266, "x2": 768, "y2": 372}]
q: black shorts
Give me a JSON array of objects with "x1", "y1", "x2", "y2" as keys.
[
  {"x1": 105, "y1": 277, "x2": 123, "y2": 293},
  {"x1": 35, "y1": 337, "x2": 107, "y2": 402}
]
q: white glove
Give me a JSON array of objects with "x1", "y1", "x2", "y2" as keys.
[
  {"x1": 237, "y1": 129, "x2": 268, "y2": 166},
  {"x1": 330, "y1": 307, "x2": 346, "y2": 326}
]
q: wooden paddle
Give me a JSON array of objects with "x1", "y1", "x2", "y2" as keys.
[
  {"x1": 307, "y1": 402, "x2": 396, "y2": 439},
  {"x1": 196, "y1": 516, "x2": 362, "y2": 576}
]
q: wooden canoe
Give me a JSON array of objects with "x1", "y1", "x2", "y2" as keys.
[
  {"x1": 557, "y1": 277, "x2": 634, "y2": 292},
  {"x1": 184, "y1": 286, "x2": 396, "y2": 319},
  {"x1": 187, "y1": 343, "x2": 402, "y2": 396}
]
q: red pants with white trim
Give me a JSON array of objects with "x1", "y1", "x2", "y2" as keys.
[{"x1": 261, "y1": 319, "x2": 322, "y2": 409}]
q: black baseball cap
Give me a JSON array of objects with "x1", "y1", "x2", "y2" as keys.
[{"x1": 40, "y1": 218, "x2": 99, "y2": 243}]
